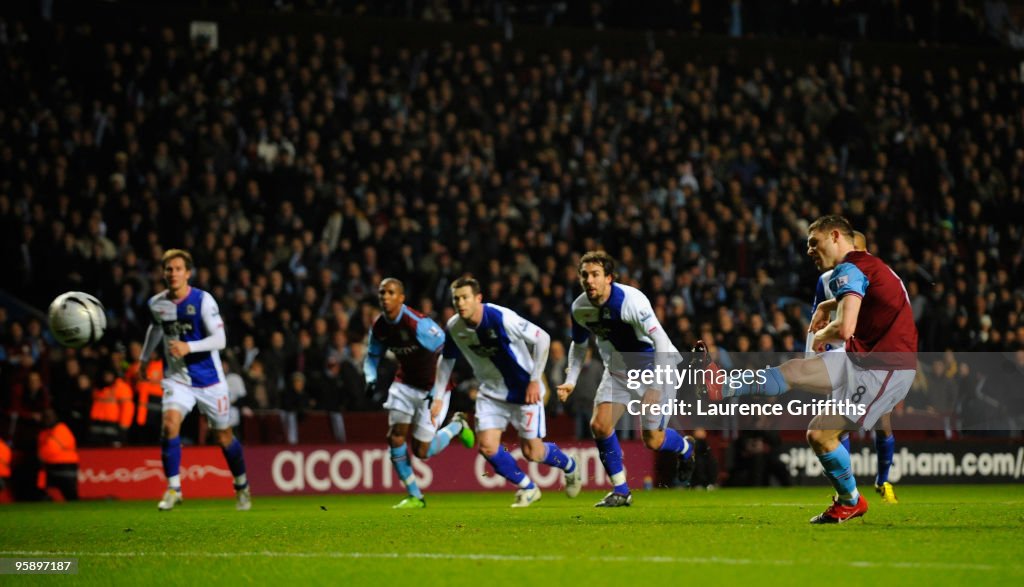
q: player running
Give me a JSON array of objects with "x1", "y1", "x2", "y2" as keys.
[
  {"x1": 806, "y1": 231, "x2": 899, "y2": 504},
  {"x1": 366, "y1": 278, "x2": 475, "y2": 509},
  {"x1": 433, "y1": 276, "x2": 582, "y2": 508},
  {"x1": 557, "y1": 251, "x2": 695, "y2": 507},
  {"x1": 695, "y1": 215, "x2": 918, "y2": 523},
  {"x1": 141, "y1": 249, "x2": 251, "y2": 511}
]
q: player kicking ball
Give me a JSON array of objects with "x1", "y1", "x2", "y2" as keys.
[
  {"x1": 806, "y1": 232, "x2": 898, "y2": 504},
  {"x1": 694, "y1": 216, "x2": 918, "y2": 523},
  {"x1": 433, "y1": 276, "x2": 582, "y2": 507},
  {"x1": 366, "y1": 278, "x2": 475, "y2": 509}
]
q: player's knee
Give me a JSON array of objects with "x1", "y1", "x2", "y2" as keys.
[
  {"x1": 411, "y1": 440, "x2": 430, "y2": 460},
  {"x1": 387, "y1": 433, "x2": 405, "y2": 448},
  {"x1": 641, "y1": 432, "x2": 662, "y2": 451},
  {"x1": 215, "y1": 429, "x2": 234, "y2": 447},
  {"x1": 590, "y1": 420, "x2": 613, "y2": 439},
  {"x1": 478, "y1": 442, "x2": 499, "y2": 457},
  {"x1": 806, "y1": 429, "x2": 829, "y2": 451}
]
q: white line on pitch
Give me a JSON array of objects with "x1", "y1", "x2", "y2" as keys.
[{"x1": 0, "y1": 551, "x2": 1006, "y2": 572}]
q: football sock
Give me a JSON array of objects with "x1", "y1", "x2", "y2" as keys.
[
  {"x1": 162, "y1": 436, "x2": 181, "y2": 489},
  {"x1": 426, "y1": 421, "x2": 459, "y2": 458},
  {"x1": 485, "y1": 448, "x2": 533, "y2": 489},
  {"x1": 658, "y1": 428, "x2": 693, "y2": 459},
  {"x1": 596, "y1": 433, "x2": 629, "y2": 495},
  {"x1": 390, "y1": 444, "x2": 423, "y2": 499},
  {"x1": 875, "y1": 433, "x2": 895, "y2": 485},
  {"x1": 221, "y1": 438, "x2": 248, "y2": 489},
  {"x1": 818, "y1": 445, "x2": 860, "y2": 506},
  {"x1": 542, "y1": 442, "x2": 574, "y2": 472},
  {"x1": 840, "y1": 434, "x2": 851, "y2": 453},
  {"x1": 726, "y1": 367, "x2": 789, "y2": 398}
]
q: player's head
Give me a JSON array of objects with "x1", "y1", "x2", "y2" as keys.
[
  {"x1": 806, "y1": 215, "x2": 855, "y2": 269},
  {"x1": 161, "y1": 249, "x2": 193, "y2": 293},
  {"x1": 451, "y1": 275, "x2": 483, "y2": 321},
  {"x1": 378, "y1": 278, "x2": 406, "y2": 318},
  {"x1": 578, "y1": 250, "x2": 616, "y2": 305},
  {"x1": 853, "y1": 230, "x2": 867, "y2": 251}
]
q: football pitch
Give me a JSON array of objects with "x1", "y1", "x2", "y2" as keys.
[{"x1": 2, "y1": 486, "x2": 1022, "y2": 585}]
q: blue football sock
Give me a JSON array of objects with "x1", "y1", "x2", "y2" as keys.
[
  {"x1": 728, "y1": 366, "x2": 789, "y2": 397},
  {"x1": 542, "y1": 442, "x2": 574, "y2": 472},
  {"x1": 875, "y1": 433, "x2": 895, "y2": 485},
  {"x1": 658, "y1": 428, "x2": 693, "y2": 459},
  {"x1": 818, "y1": 445, "x2": 860, "y2": 506},
  {"x1": 162, "y1": 436, "x2": 181, "y2": 489},
  {"x1": 486, "y1": 449, "x2": 533, "y2": 489},
  {"x1": 221, "y1": 438, "x2": 248, "y2": 489},
  {"x1": 596, "y1": 433, "x2": 629, "y2": 494},
  {"x1": 840, "y1": 434, "x2": 851, "y2": 453},
  {"x1": 390, "y1": 444, "x2": 423, "y2": 499},
  {"x1": 426, "y1": 422, "x2": 459, "y2": 458}
]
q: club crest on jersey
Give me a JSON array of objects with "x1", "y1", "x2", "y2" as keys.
[
  {"x1": 186, "y1": 305, "x2": 197, "y2": 316},
  {"x1": 602, "y1": 308, "x2": 611, "y2": 319},
  {"x1": 485, "y1": 329, "x2": 498, "y2": 339},
  {"x1": 400, "y1": 330, "x2": 409, "y2": 342}
]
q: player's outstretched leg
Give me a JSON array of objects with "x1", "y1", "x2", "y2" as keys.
[
  {"x1": 807, "y1": 427, "x2": 868, "y2": 524},
  {"x1": 425, "y1": 412, "x2": 475, "y2": 458},
  {"x1": 524, "y1": 440, "x2": 582, "y2": 498},
  {"x1": 690, "y1": 340, "x2": 789, "y2": 401},
  {"x1": 594, "y1": 432, "x2": 632, "y2": 507},
  {"x1": 484, "y1": 446, "x2": 540, "y2": 507},
  {"x1": 874, "y1": 431, "x2": 898, "y2": 504},
  {"x1": 389, "y1": 443, "x2": 426, "y2": 508},
  {"x1": 158, "y1": 436, "x2": 183, "y2": 511},
  {"x1": 219, "y1": 433, "x2": 250, "y2": 511}
]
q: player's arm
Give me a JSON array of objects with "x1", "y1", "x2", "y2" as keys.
[
  {"x1": 505, "y1": 311, "x2": 552, "y2": 389},
  {"x1": 180, "y1": 294, "x2": 226, "y2": 355},
  {"x1": 139, "y1": 308, "x2": 164, "y2": 373},
  {"x1": 558, "y1": 316, "x2": 590, "y2": 402},
  {"x1": 363, "y1": 329, "x2": 384, "y2": 389},
  {"x1": 415, "y1": 316, "x2": 445, "y2": 353},
  {"x1": 814, "y1": 263, "x2": 867, "y2": 350},
  {"x1": 429, "y1": 332, "x2": 461, "y2": 422}
]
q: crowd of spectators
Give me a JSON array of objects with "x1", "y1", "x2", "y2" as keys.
[
  {"x1": 267, "y1": 0, "x2": 1024, "y2": 49},
  {"x1": 1, "y1": 11, "x2": 1022, "y2": 449}
]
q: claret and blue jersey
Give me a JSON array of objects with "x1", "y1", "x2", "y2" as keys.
[{"x1": 366, "y1": 304, "x2": 445, "y2": 391}]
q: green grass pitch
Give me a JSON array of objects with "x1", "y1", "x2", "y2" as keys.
[{"x1": 2, "y1": 486, "x2": 1022, "y2": 585}]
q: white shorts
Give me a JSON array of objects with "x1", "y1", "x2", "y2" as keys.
[
  {"x1": 594, "y1": 371, "x2": 670, "y2": 431},
  {"x1": 383, "y1": 381, "x2": 452, "y2": 443},
  {"x1": 820, "y1": 352, "x2": 915, "y2": 430},
  {"x1": 475, "y1": 394, "x2": 545, "y2": 439},
  {"x1": 162, "y1": 379, "x2": 231, "y2": 430}
]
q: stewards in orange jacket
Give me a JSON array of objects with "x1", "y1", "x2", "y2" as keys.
[
  {"x1": 37, "y1": 412, "x2": 79, "y2": 501},
  {"x1": 89, "y1": 369, "x2": 134, "y2": 446},
  {"x1": 0, "y1": 438, "x2": 10, "y2": 503},
  {"x1": 126, "y1": 355, "x2": 163, "y2": 441}
]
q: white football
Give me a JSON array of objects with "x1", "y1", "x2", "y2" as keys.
[{"x1": 48, "y1": 291, "x2": 107, "y2": 348}]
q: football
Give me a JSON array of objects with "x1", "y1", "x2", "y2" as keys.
[{"x1": 47, "y1": 291, "x2": 107, "y2": 348}]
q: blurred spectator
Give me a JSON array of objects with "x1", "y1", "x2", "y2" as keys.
[
  {"x1": 37, "y1": 410, "x2": 79, "y2": 501},
  {"x1": 727, "y1": 415, "x2": 791, "y2": 487},
  {"x1": 281, "y1": 372, "x2": 312, "y2": 445},
  {"x1": 88, "y1": 368, "x2": 133, "y2": 446}
]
